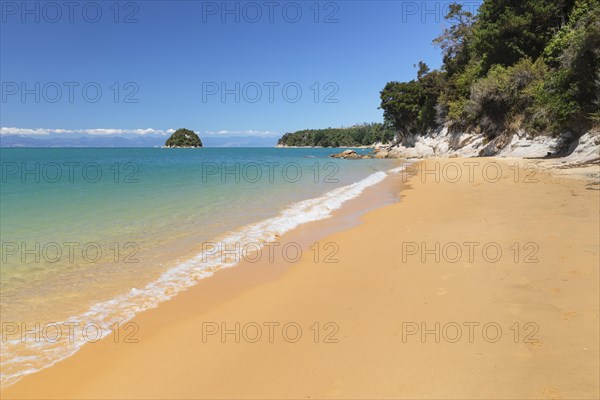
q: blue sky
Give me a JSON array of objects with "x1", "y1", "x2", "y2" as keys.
[{"x1": 0, "y1": 0, "x2": 481, "y2": 144}]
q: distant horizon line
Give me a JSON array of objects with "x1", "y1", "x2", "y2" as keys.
[{"x1": 0, "y1": 127, "x2": 282, "y2": 138}]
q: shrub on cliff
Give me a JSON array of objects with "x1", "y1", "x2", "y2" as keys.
[{"x1": 466, "y1": 58, "x2": 546, "y2": 136}]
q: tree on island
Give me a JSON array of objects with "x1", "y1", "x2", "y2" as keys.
[{"x1": 165, "y1": 128, "x2": 203, "y2": 148}]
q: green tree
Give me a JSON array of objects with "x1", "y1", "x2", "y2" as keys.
[
  {"x1": 533, "y1": 0, "x2": 600, "y2": 132},
  {"x1": 380, "y1": 80, "x2": 422, "y2": 136},
  {"x1": 433, "y1": 3, "x2": 476, "y2": 77},
  {"x1": 471, "y1": 0, "x2": 576, "y2": 72}
]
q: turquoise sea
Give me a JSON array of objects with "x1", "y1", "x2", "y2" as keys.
[{"x1": 0, "y1": 147, "x2": 401, "y2": 387}]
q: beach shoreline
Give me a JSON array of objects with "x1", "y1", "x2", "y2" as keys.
[{"x1": 2, "y1": 158, "x2": 599, "y2": 399}]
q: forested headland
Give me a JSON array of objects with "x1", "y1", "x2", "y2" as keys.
[
  {"x1": 279, "y1": 0, "x2": 599, "y2": 148},
  {"x1": 277, "y1": 123, "x2": 396, "y2": 147}
]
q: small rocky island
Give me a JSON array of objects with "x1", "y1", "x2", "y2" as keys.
[
  {"x1": 330, "y1": 149, "x2": 391, "y2": 159},
  {"x1": 164, "y1": 128, "x2": 203, "y2": 148}
]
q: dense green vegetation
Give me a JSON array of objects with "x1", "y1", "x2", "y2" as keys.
[
  {"x1": 380, "y1": 0, "x2": 600, "y2": 139},
  {"x1": 277, "y1": 123, "x2": 396, "y2": 147},
  {"x1": 278, "y1": 0, "x2": 598, "y2": 147},
  {"x1": 165, "y1": 128, "x2": 203, "y2": 147}
]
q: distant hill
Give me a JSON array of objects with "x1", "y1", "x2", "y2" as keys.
[
  {"x1": 0, "y1": 134, "x2": 279, "y2": 148},
  {"x1": 0, "y1": 135, "x2": 165, "y2": 148}
]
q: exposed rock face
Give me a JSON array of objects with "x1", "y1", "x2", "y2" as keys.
[
  {"x1": 373, "y1": 149, "x2": 389, "y2": 159},
  {"x1": 165, "y1": 128, "x2": 203, "y2": 148},
  {"x1": 478, "y1": 133, "x2": 512, "y2": 157},
  {"x1": 557, "y1": 130, "x2": 600, "y2": 164},
  {"x1": 326, "y1": 127, "x2": 599, "y2": 168},
  {"x1": 380, "y1": 126, "x2": 599, "y2": 166}
]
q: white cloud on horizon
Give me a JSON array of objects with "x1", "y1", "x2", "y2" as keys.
[
  {"x1": 0, "y1": 127, "x2": 176, "y2": 136},
  {"x1": 1, "y1": 127, "x2": 281, "y2": 137}
]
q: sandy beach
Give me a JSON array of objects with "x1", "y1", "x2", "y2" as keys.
[{"x1": 2, "y1": 158, "x2": 598, "y2": 399}]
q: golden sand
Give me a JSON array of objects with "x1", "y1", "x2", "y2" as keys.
[{"x1": 3, "y1": 158, "x2": 599, "y2": 399}]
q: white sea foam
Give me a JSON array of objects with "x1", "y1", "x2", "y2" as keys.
[{"x1": 0, "y1": 167, "x2": 402, "y2": 388}]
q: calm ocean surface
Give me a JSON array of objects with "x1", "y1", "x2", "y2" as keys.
[{"x1": 0, "y1": 147, "x2": 400, "y2": 386}]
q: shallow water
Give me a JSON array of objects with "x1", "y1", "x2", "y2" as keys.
[{"x1": 0, "y1": 147, "x2": 402, "y2": 387}]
